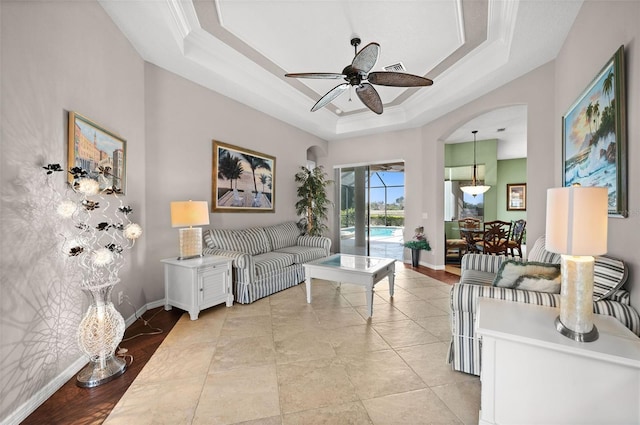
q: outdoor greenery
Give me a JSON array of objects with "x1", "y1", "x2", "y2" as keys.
[
  {"x1": 340, "y1": 209, "x2": 404, "y2": 227},
  {"x1": 295, "y1": 166, "x2": 333, "y2": 236}
]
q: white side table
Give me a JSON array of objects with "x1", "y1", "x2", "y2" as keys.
[
  {"x1": 162, "y1": 255, "x2": 233, "y2": 320},
  {"x1": 476, "y1": 298, "x2": 640, "y2": 425}
]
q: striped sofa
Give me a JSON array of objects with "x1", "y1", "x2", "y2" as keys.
[
  {"x1": 203, "y1": 222, "x2": 331, "y2": 304},
  {"x1": 449, "y1": 236, "x2": 640, "y2": 376}
]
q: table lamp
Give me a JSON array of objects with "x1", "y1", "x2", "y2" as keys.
[
  {"x1": 170, "y1": 200, "x2": 210, "y2": 260},
  {"x1": 545, "y1": 186, "x2": 608, "y2": 342}
]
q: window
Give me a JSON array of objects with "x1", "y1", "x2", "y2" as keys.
[{"x1": 444, "y1": 165, "x2": 485, "y2": 221}]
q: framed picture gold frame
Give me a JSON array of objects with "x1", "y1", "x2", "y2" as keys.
[
  {"x1": 68, "y1": 112, "x2": 127, "y2": 194},
  {"x1": 212, "y1": 140, "x2": 275, "y2": 213},
  {"x1": 506, "y1": 183, "x2": 526, "y2": 211}
]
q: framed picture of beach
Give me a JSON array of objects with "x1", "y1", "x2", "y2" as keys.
[
  {"x1": 562, "y1": 45, "x2": 627, "y2": 217},
  {"x1": 68, "y1": 112, "x2": 127, "y2": 194},
  {"x1": 212, "y1": 140, "x2": 275, "y2": 212}
]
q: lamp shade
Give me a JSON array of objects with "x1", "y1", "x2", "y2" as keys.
[
  {"x1": 170, "y1": 201, "x2": 210, "y2": 228},
  {"x1": 545, "y1": 186, "x2": 608, "y2": 256}
]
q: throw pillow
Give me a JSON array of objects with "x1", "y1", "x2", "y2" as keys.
[{"x1": 493, "y1": 260, "x2": 561, "y2": 294}]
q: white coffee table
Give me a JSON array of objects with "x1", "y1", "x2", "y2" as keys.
[{"x1": 303, "y1": 253, "x2": 395, "y2": 317}]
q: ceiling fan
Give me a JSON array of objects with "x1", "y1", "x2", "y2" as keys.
[{"x1": 285, "y1": 37, "x2": 433, "y2": 115}]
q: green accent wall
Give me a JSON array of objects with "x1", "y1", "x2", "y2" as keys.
[
  {"x1": 444, "y1": 139, "x2": 498, "y2": 221},
  {"x1": 444, "y1": 144, "x2": 527, "y2": 241},
  {"x1": 497, "y1": 158, "x2": 527, "y2": 223}
]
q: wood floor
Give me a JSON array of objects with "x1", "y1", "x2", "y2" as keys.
[
  {"x1": 22, "y1": 307, "x2": 184, "y2": 425},
  {"x1": 22, "y1": 264, "x2": 457, "y2": 425}
]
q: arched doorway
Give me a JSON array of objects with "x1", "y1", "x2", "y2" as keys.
[{"x1": 442, "y1": 105, "x2": 528, "y2": 270}]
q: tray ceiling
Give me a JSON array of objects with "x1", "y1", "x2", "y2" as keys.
[{"x1": 99, "y1": 0, "x2": 582, "y2": 142}]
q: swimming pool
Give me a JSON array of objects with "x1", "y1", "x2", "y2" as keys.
[{"x1": 340, "y1": 226, "x2": 403, "y2": 238}]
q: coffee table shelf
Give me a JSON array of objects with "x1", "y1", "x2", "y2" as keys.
[{"x1": 303, "y1": 254, "x2": 395, "y2": 317}]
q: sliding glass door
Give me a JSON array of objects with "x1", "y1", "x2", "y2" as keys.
[{"x1": 338, "y1": 163, "x2": 405, "y2": 260}]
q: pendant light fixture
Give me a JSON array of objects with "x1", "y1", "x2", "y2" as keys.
[{"x1": 460, "y1": 130, "x2": 491, "y2": 196}]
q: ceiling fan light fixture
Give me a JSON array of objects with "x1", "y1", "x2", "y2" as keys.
[{"x1": 460, "y1": 130, "x2": 491, "y2": 197}]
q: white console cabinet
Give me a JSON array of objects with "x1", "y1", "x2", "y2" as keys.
[
  {"x1": 476, "y1": 298, "x2": 640, "y2": 425},
  {"x1": 162, "y1": 256, "x2": 233, "y2": 320}
]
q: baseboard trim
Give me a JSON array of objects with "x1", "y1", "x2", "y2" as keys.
[
  {"x1": 1, "y1": 299, "x2": 165, "y2": 425},
  {"x1": 0, "y1": 356, "x2": 87, "y2": 425},
  {"x1": 123, "y1": 298, "x2": 166, "y2": 327},
  {"x1": 402, "y1": 259, "x2": 443, "y2": 270}
]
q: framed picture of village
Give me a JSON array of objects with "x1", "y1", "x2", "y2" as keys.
[
  {"x1": 562, "y1": 45, "x2": 627, "y2": 217},
  {"x1": 212, "y1": 140, "x2": 275, "y2": 213},
  {"x1": 67, "y1": 112, "x2": 127, "y2": 194}
]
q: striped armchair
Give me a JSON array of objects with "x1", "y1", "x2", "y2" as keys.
[
  {"x1": 449, "y1": 236, "x2": 640, "y2": 376},
  {"x1": 203, "y1": 222, "x2": 331, "y2": 304}
]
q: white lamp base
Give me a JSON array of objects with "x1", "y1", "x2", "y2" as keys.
[
  {"x1": 557, "y1": 254, "x2": 599, "y2": 342},
  {"x1": 178, "y1": 227, "x2": 203, "y2": 260}
]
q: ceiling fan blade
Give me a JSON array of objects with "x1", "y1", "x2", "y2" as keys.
[
  {"x1": 311, "y1": 83, "x2": 349, "y2": 112},
  {"x1": 352, "y1": 42, "x2": 380, "y2": 74},
  {"x1": 356, "y1": 83, "x2": 383, "y2": 115},
  {"x1": 285, "y1": 72, "x2": 345, "y2": 79},
  {"x1": 368, "y1": 71, "x2": 433, "y2": 87}
]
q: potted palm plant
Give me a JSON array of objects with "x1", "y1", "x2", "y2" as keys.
[
  {"x1": 404, "y1": 226, "x2": 431, "y2": 267},
  {"x1": 295, "y1": 166, "x2": 333, "y2": 236}
]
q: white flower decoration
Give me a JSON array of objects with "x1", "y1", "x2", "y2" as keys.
[
  {"x1": 77, "y1": 178, "x2": 100, "y2": 195},
  {"x1": 92, "y1": 248, "x2": 114, "y2": 266},
  {"x1": 123, "y1": 223, "x2": 143, "y2": 240},
  {"x1": 56, "y1": 200, "x2": 77, "y2": 218}
]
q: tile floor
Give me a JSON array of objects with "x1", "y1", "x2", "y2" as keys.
[{"x1": 104, "y1": 266, "x2": 480, "y2": 425}]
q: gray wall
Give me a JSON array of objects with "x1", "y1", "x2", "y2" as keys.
[
  {"x1": 322, "y1": 0, "x2": 639, "y2": 307},
  {"x1": 554, "y1": 0, "x2": 640, "y2": 307},
  {"x1": 1, "y1": 0, "x2": 639, "y2": 423},
  {"x1": 143, "y1": 63, "x2": 328, "y2": 303},
  {"x1": 1, "y1": 1, "x2": 146, "y2": 422},
  {"x1": 321, "y1": 62, "x2": 556, "y2": 271},
  {"x1": 0, "y1": 1, "x2": 326, "y2": 423}
]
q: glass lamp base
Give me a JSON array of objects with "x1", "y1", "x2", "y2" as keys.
[
  {"x1": 76, "y1": 355, "x2": 127, "y2": 388},
  {"x1": 555, "y1": 316, "x2": 599, "y2": 342}
]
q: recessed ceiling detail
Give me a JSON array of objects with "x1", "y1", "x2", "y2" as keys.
[{"x1": 98, "y1": 0, "x2": 583, "y2": 141}]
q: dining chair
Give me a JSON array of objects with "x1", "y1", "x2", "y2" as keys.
[
  {"x1": 475, "y1": 220, "x2": 511, "y2": 255},
  {"x1": 458, "y1": 217, "x2": 481, "y2": 236},
  {"x1": 446, "y1": 217, "x2": 483, "y2": 262},
  {"x1": 507, "y1": 219, "x2": 526, "y2": 257},
  {"x1": 461, "y1": 228, "x2": 482, "y2": 254}
]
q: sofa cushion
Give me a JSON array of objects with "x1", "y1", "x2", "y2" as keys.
[
  {"x1": 253, "y1": 252, "x2": 296, "y2": 277},
  {"x1": 274, "y1": 246, "x2": 327, "y2": 264},
  {"x1": 459, "y1": 269, "x2": 496, "y2": 286},
  {"x1": 204, "y1": 227, "x2": 270, "y2": 256},
  {"x1": 493, "y1": 261, "x2": 561, "y2": 294},
  {"x1": 527, "y1": 236, "x2": 561, "y2": 264},
  {"x1": 263, "y1": 221, "x2": 301, "y2": 251},
  {"x1": 593, "y1": 256, "x2": 627, "y2": 301}
]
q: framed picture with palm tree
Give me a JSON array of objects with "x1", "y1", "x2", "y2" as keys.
[
  {"x1": 212, "y1": 140, "x2": 275, "y2": 212},
  {"x1": 562, "y1": 45, "x2": 627, "y2": 217}
]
